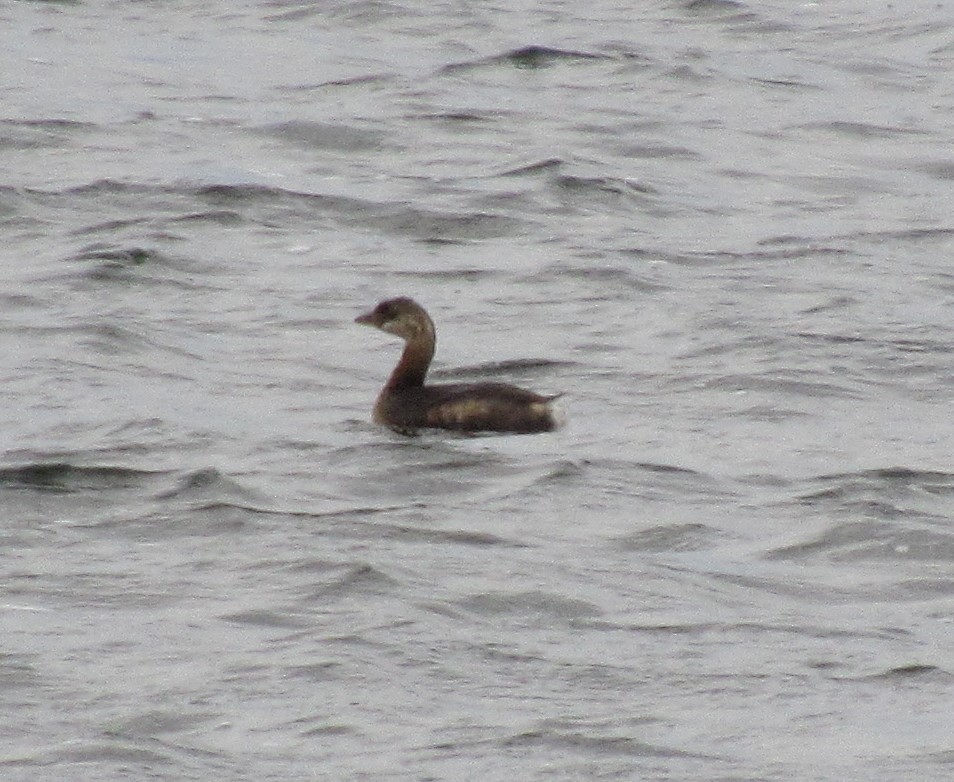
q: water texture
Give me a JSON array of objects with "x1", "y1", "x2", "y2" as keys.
[{"x1": 2, "y1": 1, "x2": 954, "y2": 780}]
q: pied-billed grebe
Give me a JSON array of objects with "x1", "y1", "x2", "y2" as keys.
[{"x1": 355, "y1": 297, "x2": 561, "y2": 434}]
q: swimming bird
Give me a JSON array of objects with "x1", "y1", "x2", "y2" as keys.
[{"x1": 355, "y1": 297, "x2": 561, "y2": 434}]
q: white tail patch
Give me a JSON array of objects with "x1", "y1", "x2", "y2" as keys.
[{"x1": 539, "y1": 397, "x2": 566, "y2": 430}]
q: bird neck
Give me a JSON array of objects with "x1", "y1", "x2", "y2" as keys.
[{"x1": 385, "y1": 330, "x2": 435, "y2": 389}]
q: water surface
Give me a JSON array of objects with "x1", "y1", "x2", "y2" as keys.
[{"x1": 2, "y1": 2, "x2": 954, "y2": 780}]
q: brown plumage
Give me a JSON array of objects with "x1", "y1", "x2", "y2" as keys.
[{"x1": 355, "y1": 297, "x2": 561, "y2": 434}]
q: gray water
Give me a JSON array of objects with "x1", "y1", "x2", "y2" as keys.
[{"x1": 3, "y1": 1, "x2": 954, "y2": 780}]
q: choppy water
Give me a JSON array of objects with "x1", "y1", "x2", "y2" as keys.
[{"x1": 3, "y1": 1, "x2": 954, "y2": 780}]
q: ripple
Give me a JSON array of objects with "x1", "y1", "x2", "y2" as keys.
[
  {"x1": 500, "y1": 724, "x2": 715, "y2": 760},
  {"x1": 253, "y1": 120, "x2": 386, "y2": 152},
  {"x1": 440, "y1": 45, "x2": 611, "y2": 74},
  {"x1": 795, "y1": 120, "x2": 929, "y2": 138},
  {"x1": 615, "y1": 522, "x2": 719, "y2": 553},
  {"x1": 0, "y1": 462, "x2": 163, "y2": 493},
  {"x1": 457, "y1": 590, "x2": 602, "y2": 622}
]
